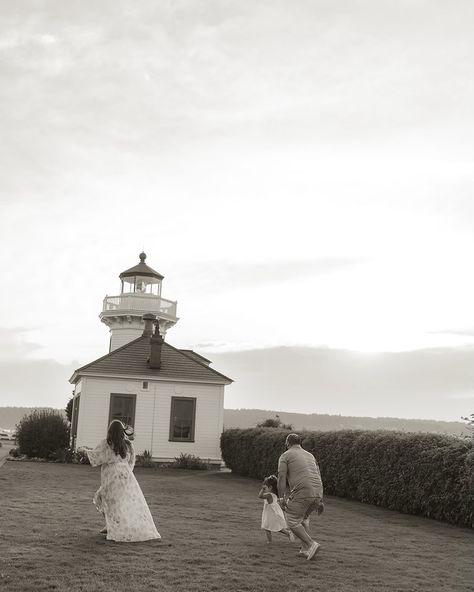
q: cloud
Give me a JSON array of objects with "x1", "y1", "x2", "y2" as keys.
[
  {"x1": 0, "y1": 328, "x2": 42, "y2": 361},
  {"x1": 449, "y1": 393, "x2": 474, "y2": 400},
  {"x1": 0, "y1": 358, "x2": 77, "y2": 408},
  {"x1": 0, "y1": 2, "x2": 473, "y2": 374},
  {"x1": 1, "y1": 324, "x2": 472, "y2": 422},
  {"x1": 208, "y1": 345, "x2": 474, "y2": 421},
  {"x1": 1, "y1": 0, "x2": 472, "y2": 159},
  {"x1": 176, "y1": 258, "x2": 366, "y2": 292},
  {"x1": 0, "y1": 328, "x2": 77, "y2": 407},
  {"x1": 39, "y1": 34, "x2": 57, "y2": 46},
  {"x1": 433, "y1": 328, "x2": 474, "y2": 338}
]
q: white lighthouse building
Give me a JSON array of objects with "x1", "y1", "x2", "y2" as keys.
[
  {"x1": 100, "y1": 252, "x2": 178, "y2": 352},
  {"x1": 69, "y1": 253, "x2": 232, "y2": 464}
]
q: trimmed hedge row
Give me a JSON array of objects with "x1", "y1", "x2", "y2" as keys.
[{"x1": 220, "y1": 428, "x2": 473, "y2": 527}]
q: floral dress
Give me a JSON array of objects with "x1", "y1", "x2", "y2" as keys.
[{"x1": 87, "y1": 439, "x2": 161, "y2": 542}]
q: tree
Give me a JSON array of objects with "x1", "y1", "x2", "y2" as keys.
[
  {"x1": 256, "y1": 414, "x2": 293, "y2": 430},
  {"x1": 461, "y1": 413, "x2": 474, "y2": 432},
  {"x1": 65, "y1": 396, "x2": 74, "y2": 423}
]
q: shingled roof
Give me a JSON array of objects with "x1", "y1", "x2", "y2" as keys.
[
  {"x1": 70, "y1": 336, "x2": 232, "y2": 384},
  {"x1": 179, "y1": 349, "x2": 212, "y2": 365},
  {"x1": 119, "y1": 252, "x2": 164, "y2": 280}
]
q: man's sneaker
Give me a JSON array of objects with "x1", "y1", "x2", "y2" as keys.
[
  {"x1": 298, "y1": 547, "x2": 308, "y2": 556},
  {"x1": 306, "y1": 542, "x2": 320, "y2": 560}
]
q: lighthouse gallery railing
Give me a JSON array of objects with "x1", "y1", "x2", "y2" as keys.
[{"x1": 102, "y1": 294, "x2": 177, "y2": 318}]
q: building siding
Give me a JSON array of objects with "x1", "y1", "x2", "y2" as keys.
[
  {"x1": 109, "y1": 326, "x2": 144, "y2": 351},
  {"x1": 75, "y1": 376, "x2": 224, "y2": 461}
]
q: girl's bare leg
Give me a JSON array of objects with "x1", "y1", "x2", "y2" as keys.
[{"x1": 265, "y1": 530, "x2": 272, "y2": 543}]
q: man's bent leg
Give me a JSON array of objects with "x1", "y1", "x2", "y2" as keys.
[
  {"x1": 301, "y1": 497, "x2": 319, "y2": 536},
  {"x1": 290, "y1": 524, "x2": 314, "y2": 550},
  {"x1": 286, "y1": 498, "x2": 316, "y2": 551}
]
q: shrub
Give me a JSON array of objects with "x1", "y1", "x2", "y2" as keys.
[
  {"x1": 9, "y1": 447, "x2": 21, "y2": 458},
  {"x1": 136, "y1": 449, "x2": 154, "y2": 468},
  {"x1": 16, "y1": 410, "x2": 70, "y2": 460},
  {"x1": 170, "y1": 452, "x2": 209, "y2": 470},
  {"x1": 257, "y1": 418, "x2": 281, "y2": 428},
  {"x1": 256, "y1": 416, "x2": 293, "y2": 430},
  {"x1": 51, "y1": 447, "x2": 76, "y2": 463},
  {"x1": 221, "y1": 428, "x2": 473, "y2": 527},
  {"x1": 75, "y1": 448, "x2": 91, "y2": 465}
]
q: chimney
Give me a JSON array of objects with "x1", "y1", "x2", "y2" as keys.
[
  {"x1": 142, "y1": 313, "x2": 156, "y2": 337},
  {"x1": 149, "y1": 320, "x2": 164, "y2": 369}
]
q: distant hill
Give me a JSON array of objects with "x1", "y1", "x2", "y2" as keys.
[
  {"x1": 0, "y1": 407, "x2": 66, "y2": 430},
  {"x1": 0, "y1": 406, "x2": 468, "y2": 437},
  {"x1": 223, "y1": 408, "x2": 469, "y2": 437}
]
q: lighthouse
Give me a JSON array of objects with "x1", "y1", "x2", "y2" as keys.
[
  {"x1": 70, "y1": 252, "x2": 232, "y2": 461},
  {"x1": 99, "y1": 252, "x2": 178, "y2": 351}
]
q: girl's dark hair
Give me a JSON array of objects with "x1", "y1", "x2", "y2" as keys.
[
  {"x1": 107, "y1": 420, "x2": 131, "y2": 458},
  {"x1": 264, "y1": 475, "x2": 278, "y2": 494}
]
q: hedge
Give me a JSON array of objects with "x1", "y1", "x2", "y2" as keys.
[{"x1": 220, "y1": 428, "x2": 473, "y2": 527}]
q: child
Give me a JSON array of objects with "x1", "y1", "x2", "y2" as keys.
[{"x1": 258, "y1": 475, "x2": 295, "y2": 544}]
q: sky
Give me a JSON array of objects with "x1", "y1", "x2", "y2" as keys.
[{"x1": 0, "y1": 1, "x2": 473, "y2": 421}]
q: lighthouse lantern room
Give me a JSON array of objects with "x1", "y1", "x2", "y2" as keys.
[{"x1": 100, "y1": 252, "x2": 178, "y2": 352}]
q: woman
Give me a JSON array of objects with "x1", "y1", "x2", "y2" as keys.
[{"x1": 87, "y1": 420, "x2": 161, "y2": 542}]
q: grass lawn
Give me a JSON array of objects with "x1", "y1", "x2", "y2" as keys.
[
  {"x1": 0, "y1": 442, "x2": 12, "y2": 465},
  {"x1": 0, "y1": 462, "x2": 472, "y2": 592}
]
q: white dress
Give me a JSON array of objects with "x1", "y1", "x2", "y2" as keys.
[
  {"x1": 88, "y1": 439, "x2": 161, "y2": 542},
  {"x1": 261, "y1": 493, "x2": 288, "y2": 532}
]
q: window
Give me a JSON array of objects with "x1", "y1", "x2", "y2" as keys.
[
  {"x1": 142, "y1": 381, "x2": 149, "y2": 390},
  {"x1": 169, "y1": 397, "x2": 196, "y2": 442},
  {"x1": 108, "y1": 394, "x2": 136, "y2": 428}
]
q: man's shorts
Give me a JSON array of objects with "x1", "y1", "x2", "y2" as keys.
[{"x1": 285, "y1": 495, "x2": 322, "y2": 529}]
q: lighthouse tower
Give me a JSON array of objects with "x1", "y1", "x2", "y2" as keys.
[{"x1": 99, "y1": 252, "x2": 178, "y2": 352}]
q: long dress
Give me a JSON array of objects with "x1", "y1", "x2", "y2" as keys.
[
  {"x1": 261, "y1": 493, "x2": 288, "y2": 532},
  {"x1": 87, "y1": 439, "x2": 161, "y2": 542}
]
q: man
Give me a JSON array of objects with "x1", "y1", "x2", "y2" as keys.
[{"x1": 277, "y1": 433, "x2": 324, "y2": 560}]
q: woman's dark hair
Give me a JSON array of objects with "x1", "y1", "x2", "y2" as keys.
[
  {"x1": 264, "y1": 475, "x2": 278, "y2": 495},
  {"x1": 107, "y1": 420, "x2": 131, "y2": 458}
]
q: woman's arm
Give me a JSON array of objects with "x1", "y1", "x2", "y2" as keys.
[
  {"x1": 127, "y1": 441, "x2": 136, "y2": 470},
  {"x1": 87, "y1": 439, "x2": 108, "y2": 467}
]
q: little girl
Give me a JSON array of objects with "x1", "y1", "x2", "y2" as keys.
[{"x1": 258, "y1": 475, "x2": 294, "y2": 543}]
